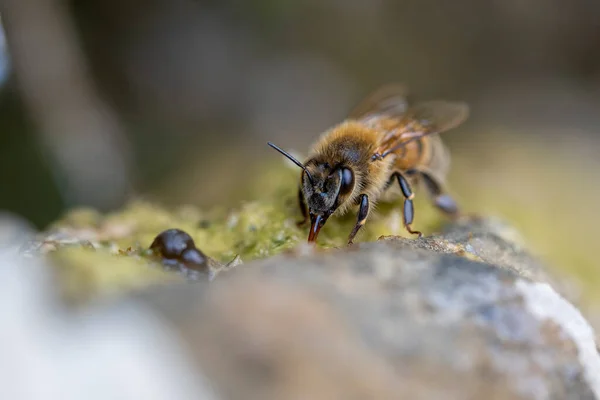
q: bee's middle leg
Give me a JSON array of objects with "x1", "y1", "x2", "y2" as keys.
[
  {"x1": 297, "y1": 187, "x2": 308, "y2": 227},
  {"x1": 395, "y1": 172, "x2": 422, "y2": 238},
  {"x1": 348, "y1": 194, "x2": 369, "y2": 245}
]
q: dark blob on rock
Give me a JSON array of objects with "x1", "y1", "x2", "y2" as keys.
[
  {"x1": 180, "y1": 248, "x2": 207, "y2": 266},
  {"x1": 150, "y1": 229, "x2": 208, "y2": 272},
  {"x1": 150, "y1": 229, "x2": 196, "y2": 259}
]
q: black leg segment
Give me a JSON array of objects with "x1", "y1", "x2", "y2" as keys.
[
  {"x1": 404, "y1": 198, "x2": 415, "y2": 225},
  {"x1": 395, "y1": 173, "x2": 422, "y2": 237},
  {"x1": 420, "y1": 172, "x2": 459, "y2": 217},
  {"x1": 398, "y1": 173, "x2": 414, "y2": 199},
  {"x1": 348, "y1": 194, "x2": 369, "y2": 244}
]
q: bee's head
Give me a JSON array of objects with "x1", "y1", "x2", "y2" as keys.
[
  {"x1": 267, "y1": 142, "x2": 356, "y2": 243},
  {"x1": 301, "y1": 160, "x2": 355, "y2": 241}
]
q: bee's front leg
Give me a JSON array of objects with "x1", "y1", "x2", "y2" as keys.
[
  {"x1": 348, "y1": 194, "x2": 369, "y2": 244},
  {"x1": 297, "y1": 187, "x2": 309, "y2": 227}
]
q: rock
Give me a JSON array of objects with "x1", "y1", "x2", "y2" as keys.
[
  {"x1": 381, "y1": 216, "x2": 572, "y2": 296},
  {"x1": 0, "y1": 234, "x2": 217, "y2": 400},
  {"x1": 4, "y1": 212, "x2": 599, "y2": 399},
  {"x1": 136, "y1": 216, "x2": 600, "y2": 400}
]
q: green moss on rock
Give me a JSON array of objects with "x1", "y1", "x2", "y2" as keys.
[{"x1": 39, "y1": 162, "x2": 453, "y2": 302}]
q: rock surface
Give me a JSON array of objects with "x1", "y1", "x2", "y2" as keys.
[
  {"x1": 2, "y1": 215, "x2": 599, "y2": 400},
  {"x1": 139, "y1": 217, "x2": 600, "y2": 400}
]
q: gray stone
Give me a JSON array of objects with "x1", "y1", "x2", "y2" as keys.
[
  {"x1": 2, "y1": 215, "x2": 599, "y2": 400},
  {"x1": 138, "y1": 217, "x2": 600, "y2": 400}
]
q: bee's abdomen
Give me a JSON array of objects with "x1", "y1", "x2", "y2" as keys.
[{"x1": 421, "y1": 134, "x2": 450, "y2": 180}]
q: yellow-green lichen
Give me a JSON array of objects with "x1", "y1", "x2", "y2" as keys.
[
  {"x1": 50, "y1": 247, "x2": 177, "y2": 303},
  {"x1": 44, "y1": 162, "x2": 452, "y2": 303}
]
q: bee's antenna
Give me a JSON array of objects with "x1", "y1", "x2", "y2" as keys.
[{"x1": 267, "y1": 142, "x2": 314, "y2": 184}]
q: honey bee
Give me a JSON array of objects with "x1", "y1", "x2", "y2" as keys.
[{"x1": 268, "y1": 84, "x2": 469, "y2": 244}]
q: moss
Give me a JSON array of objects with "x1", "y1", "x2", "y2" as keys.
[
  {"x1": 42, "y1": 161, "x2": 453, "y2": 302},
  {"x1": 50, "y1": 247, "x2": 177, "y2": 303}
]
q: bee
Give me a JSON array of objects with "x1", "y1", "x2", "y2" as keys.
[{"x1": 267, "y1": 84, "x2": 469, "y2": 244}]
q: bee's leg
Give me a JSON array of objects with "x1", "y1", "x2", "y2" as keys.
[
  {"x1": 348, "y1": 194, "x2": 369, "y2": 245},
  {"x1": 419, "y1": 171, "x2": 459, "y2": 217},
  {"x1": 297, "y1": 187, "x2": 308, "y2": 227},
  {"x1": 395, "y1": 172, "x2": 422, "y2": 237}
]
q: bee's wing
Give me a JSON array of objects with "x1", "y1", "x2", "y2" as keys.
[
  {"x1": 348, "y1": 84, "x2": 410, "y2": 119},
  {"x1": 376, "y1": 100, "x2": 469, "y2": 157}
]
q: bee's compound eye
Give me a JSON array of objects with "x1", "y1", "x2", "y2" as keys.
[{"x1": 340, "y1": 167, "x2": 354, "y2": 195}]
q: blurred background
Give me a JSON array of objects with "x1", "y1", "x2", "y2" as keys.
[{"x1": 1, "y1": 0, "x2": 600, "y2": 297}]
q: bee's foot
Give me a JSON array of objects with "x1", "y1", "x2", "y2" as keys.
[
  {"x1": 409, "y1": 230, "x2": 423, "y2": 238},
  {"x1": 371, "y1": 153, "x2": 383, "y2": 161}
]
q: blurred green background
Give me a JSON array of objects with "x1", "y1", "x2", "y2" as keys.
[{"x1": 1, "y1": 0, "x2": 600, "y2": 301}]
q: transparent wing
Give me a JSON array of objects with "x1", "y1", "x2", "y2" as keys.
[
  {"x1": 402, "y1": 100, "x2": 469, "y2": 134},
  {"x1": 376, "y1": 100, "x2": 469, "y2": 157},
  {"x1": 348, "y1": 84, "x2": 410, "y2": 119}
]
